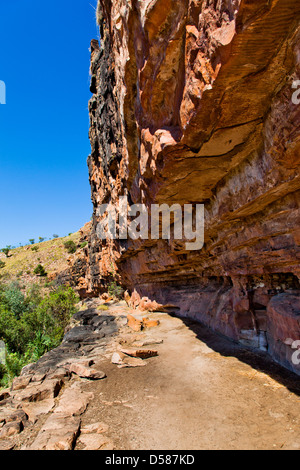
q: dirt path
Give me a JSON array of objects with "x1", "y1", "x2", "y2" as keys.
[
  {"x1": 1, "y1": 300, "x2": 300, "y2": 450},
  {"x1": 79, "y1": 310, "x2": 300, "y2": 450}
]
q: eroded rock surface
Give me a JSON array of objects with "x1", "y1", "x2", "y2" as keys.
[{"x1": 85, "y1": 0, "x2": 300, "y2": 374}]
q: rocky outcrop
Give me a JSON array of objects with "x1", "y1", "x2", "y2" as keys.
[
  {"x1": 0, "y1": 299, "x2": 166, "y2": 450},
  {"x1": 86, "y1": 0, "x2": 300, "y2": 374},
  {"x1": 54, "y1": 223, "x2": 94, "y2": 298},
  {"x1": 0, "y1": 299, "x2": 123, "y2": 450}
]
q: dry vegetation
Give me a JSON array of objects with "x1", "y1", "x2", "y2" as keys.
[{"x1": 0, "y1": 232, "x2": 81, "y2": 287}]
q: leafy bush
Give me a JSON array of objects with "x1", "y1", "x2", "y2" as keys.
[
  {"x1": 3, "y1": 282, "x2": 26, "y2": 319},
  {"x1": 64, "y1": 240, "x2": 77, "y2": 254},
  {"x1": 37, "y1": 286, "x2": 78, "y2": 332},
  {"x1": 1, "y1": 247, "x2": 10, "y2": 258},
  {"x1": 4, "y1": 352, "x2": 27, "y2": 383},
  {"x1": 107, "y1": 263, "x2": 124, "y2": 300},
  {"x1": 0, "y1": 283, "x2": 79, "y2": 388},
  {"x1": 80, "y1": 241, "x2": 88, "y2": 249},
  {"x1": 34, "y1": 264, "x2": 47, "y2": 277},
  {"x1": 0, "y1": 363, "x2": 6, "y2": 381},
  {"x1": 108, "y1": 281, "x2": 124, "y2": 300},
  {"x1": 0, "y1": 260, "x2": 5, "y2": 269},
  {"x1": 31, "y1": 246, "x2": 39, "y2": 252}
]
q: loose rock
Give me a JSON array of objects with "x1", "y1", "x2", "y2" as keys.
[
  {"x1": 120, "y1": 348, "x2": 158, "y2": 359},
  {"x1": 28, "y1": 414, "x2": 81, "y2": 450},
  {"x1": 127, "y1": 315, "x2": 143, "y2": 332},
  {"x1": 80, "y1": 422, "x2": 109, "y2": 434},
  {"x1": 54, "y1": 384, "x2": 94, "y2": 417},
  {"x1": 14, "y1": 379, "x2": 63, "y2": 403},
  {"x1": 0, "y1": 421, "x2": 22, "y2": 439},
  {"x1": 78, "y1": 433, "x2": 114, "y2": 450},
  {"x1": 22, "y1": 399, "x2": 55, "y2": 424}
]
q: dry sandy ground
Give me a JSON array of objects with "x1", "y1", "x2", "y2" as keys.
[{"x1": 77, "y1": 309, "x2": 300, "y2": 451}]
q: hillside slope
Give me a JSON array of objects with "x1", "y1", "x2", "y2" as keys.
[{"x1": 0, "y1": 224, "x2": 91, "y2": 295}]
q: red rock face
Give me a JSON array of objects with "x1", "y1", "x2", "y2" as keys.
[{"x1": 87, "y1": 0, "x2": 300, "y2": 374}]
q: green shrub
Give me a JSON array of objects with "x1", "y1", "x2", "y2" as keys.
[
  {"x1": 34, "y1": 264, "x2": 47, "y2": 277},
  {"x1": 108, "y1": 281, "x2": 124, "y2": 300},
  {"x1": 0, "y1": 363, "x2": 6, "y2": 381},
  {"x1": 3, "y1": 282, "x2": 25, "y2": 319},
  {"x1": 37, "y1": 286, "x2": 79, "y2": 332},
  {"x1": 97, "y1": 305, "x2": 109, "y2": 311},
  {"x1": 1, "y1": 247, "x2": 10, "y2": 258},
  {"x1": 25, "y1": 284, "x2": 43, "y2": 310},
  {"x1": 0, "y1": 283, "x2": 79, "y2": 388},
  {"x1": 31, "y1": 246, "x2": 38, "y2": 252},
  {"x1": 5, "y1": 352, "x2": 27, "y2": 382},
  {"x1": 64, "y1": 240, "x2": 77, "y2": 254},
  {"x1": 0, "y1": 308, "x2": 30, "y2": 353},
  {"x1": 107, "y1": 263, "x2": 124, "y2": 300},
  {"x1": 0, "y1": 260, "x2": 5, "y2": 269},
  {"x1": 80, "y1": 241, "x2": 88, "y2": 249}
]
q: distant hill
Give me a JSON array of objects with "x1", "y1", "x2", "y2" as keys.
[{"x1": 0, "y1": 224, "x2": 90, "y2": 293}]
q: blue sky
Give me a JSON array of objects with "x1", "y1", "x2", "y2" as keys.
[{"x1": 0, "y1": 0, "x2": 100, "y2": 248}]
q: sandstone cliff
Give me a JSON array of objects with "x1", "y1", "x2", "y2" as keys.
[{"x1": 86, "y1": 0, "x2": 300, "y2": 374}]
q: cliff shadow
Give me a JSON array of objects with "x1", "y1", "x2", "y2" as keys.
[{"x1": 175, "y1": 315, "x2": 300, "y2": 397}]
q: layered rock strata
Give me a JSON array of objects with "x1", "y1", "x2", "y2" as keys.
[{"x1": 86, "y1": 0, "x2": 300, "y2": 374}]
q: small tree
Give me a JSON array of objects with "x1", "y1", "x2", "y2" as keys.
[
  {"x1": 53, "y1": 234, "x2": 59, "y2": 239},
  {"x1": 29, "y1": 239, "x2": 35, "y2": 245},
  {"x1": 1, "y1": 246, "x2": 11, "y2": 258},
  {"x1": 38, "y1": 237, "x2": 45, "y2": 243}
]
